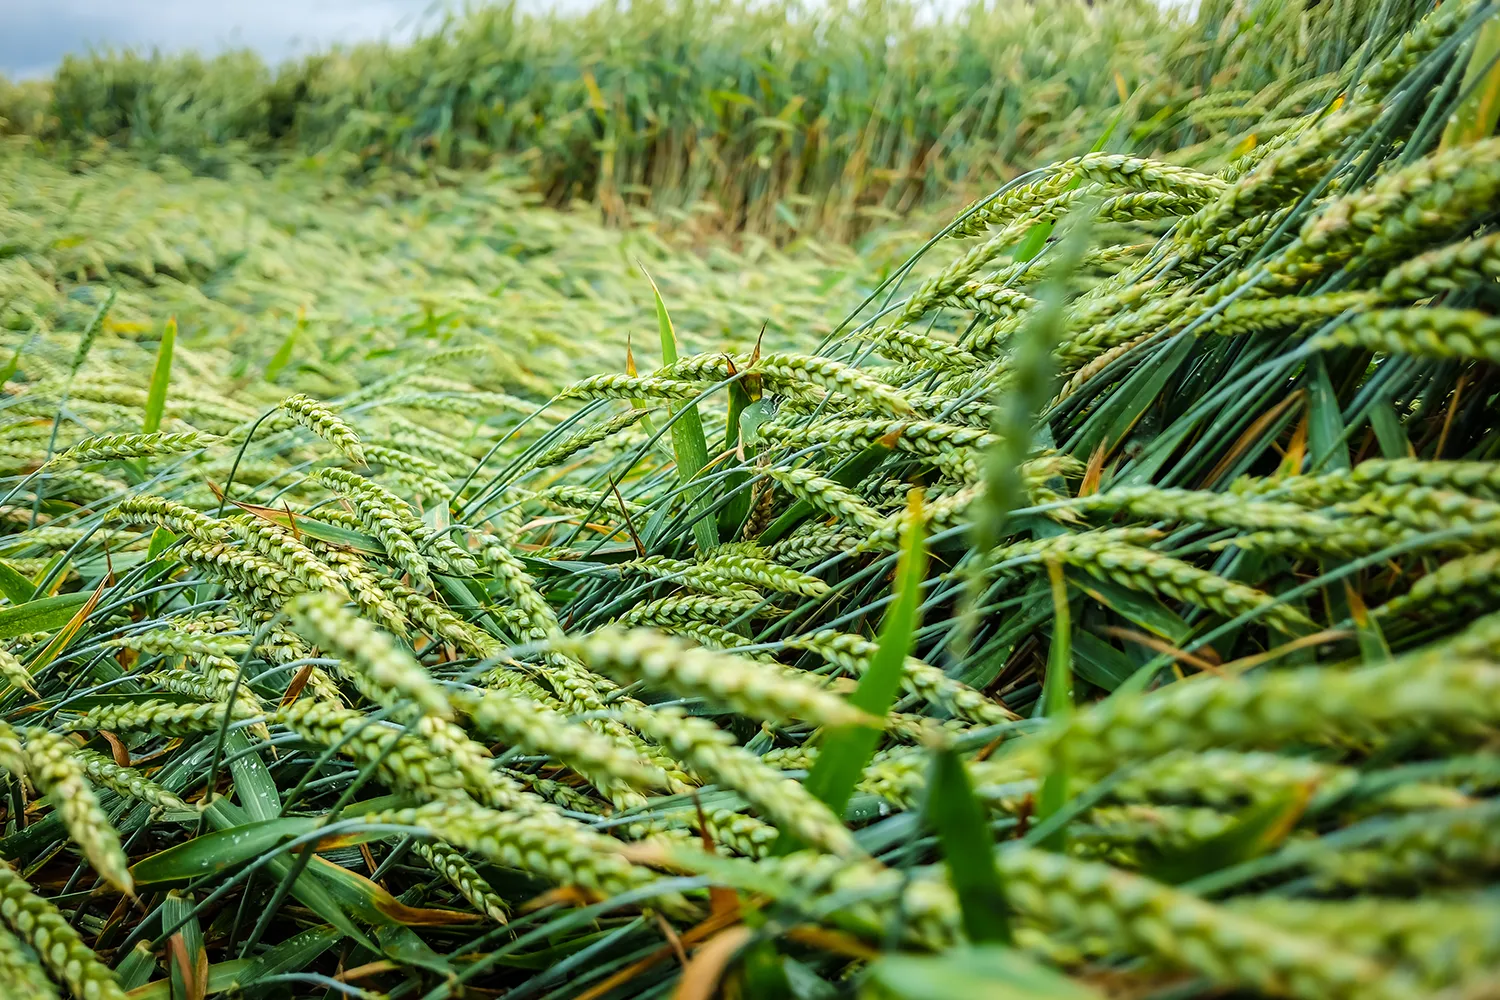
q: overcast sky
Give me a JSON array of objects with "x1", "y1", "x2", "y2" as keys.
[
  {"x1": 2, "y1": 1, "x2": 452, "y2": 80},
  {"x1": 4, "y1": 0, "x2": 1196, "y2": 81}
]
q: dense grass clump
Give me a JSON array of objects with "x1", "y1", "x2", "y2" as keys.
[{"x1": 0, "y1": 0, "x2": 1499, "y2": 997}]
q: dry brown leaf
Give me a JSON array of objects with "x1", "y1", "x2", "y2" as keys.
[{"x1": 673, "y1": 926, "x2": 752, "y2": 1000}]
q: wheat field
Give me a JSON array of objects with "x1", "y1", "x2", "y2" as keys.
[{"x1": 0, "y1": 0, "x2": 1499, "y2": 997}]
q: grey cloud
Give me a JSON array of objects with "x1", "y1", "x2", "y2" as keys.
[{"x1": 1, "y1": 0, "x2": 446, "y2": 79}]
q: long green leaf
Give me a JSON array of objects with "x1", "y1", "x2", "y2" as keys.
[
  {"x1": 263, "y1": 317, "x2": 300, "y2": 383},
  {"x1": 643, "y1": 266, "x2": 717, "y2": 553},
  {"x1": 233, "y1": 925, "x2": 340, "y2": 994},
  {"x1": 374, "y1": 925, "x2": 458, "y2": 977},
  {"x1": 219, "y1": 501, "x2": 384, "y2": 554},
  {"x1": 132, "y1": 799, "x2": 398, "y2": 884},
  {"x1": 0, "y1": 592, "x2": 90, "y2": 639},
  {"x1": 1441, "y1": 12, "x2": 1500, "y2": 150},
  {"x1": 1070, "y1": 630, "x2": 1135, "y2": 692},
  {"x1": 124, "y1": 960, "x2": 250, "y2": 1000},
  {"x1": 147, "y1": 527, "x2": 177, "y2": 561},
  {"x1": 739, "y1": 936, "x2": 793, "y2": 996},
  {"x1": 142, "y1": 317, "x2": 176, "y2": 434},
  {"x1": 307, "y1": 856, "x2": 483, "y2": 928},
  {"x1": 0, "y1": 345, "x2": 21, "y2": 387},
  {"x1": 30, "y1": 553, "x2": 67, "y2": 594},
  {"x1": 1346, "y1": 583, "x2": 1392, "y2": 664},
  {"x1": 0, "y1": 560, "x2": 37, "y2": 605},
  {"x1": 163, "y1": 889, "x2": 206, "y2": 1000},
  {"x1": 1036, "y1": 563, "x2": 1073, "y2": 846},
  {"x1": 226, "y1": 730, "x2": 281, "y2": 821},
  {"x1": 203, "y1": 800, "x2": 380, "y2": 953},
  {"x1": 785, "y1": 490, "x2": 926, "y2": 848},
  {"x1": 131, "y1": 817, "x2": 321, "y2": 884},
  {"x1": 114, "y1": 942, "x2": 158, "y2": 990},
  {"x1": 26, "y1": 574, "x2": 105, "y2": 672},
  {"x1": 1369, "y1": 401, "x2": 1409, "y2": 459},
  {"x1": 717, "y1": 385, "x2": 762, "y2": 538},
  {"x1": 865, "y1": 946, "x2": 1101, "y2": 1000},
  {"x1": 1084, "y1": 333, "x2": 1195, "y2": 460},
  {"x1": 1306, "y1": 355, "x2": 1349, "y2": 472},
  {"x1": 925, "y1": 747, "x2": 1011, "y2": 944}
]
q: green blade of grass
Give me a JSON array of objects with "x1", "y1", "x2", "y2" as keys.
[
  {"x1": 122, "y1": 960, "x2": 250, "y2": 1000},
  {"x1": 717, "y1": 383, "x2": 762, "y2": 539},
  {"x1": 215, "y1": 498, "x2": 384, "y2": 554},
  {"x1": 147, "y1": 527, "x2": 177, "y2": 561},
  {"x1": 264, "y1": 315, "x2": 300, "y2": 383},
  {"x1": 233, "y1": 925, "x2": 340, "y2": 993},
  {"x1": 373, "y1": 924, "x2": 457, "y2": 977},
  {"x1": 1306, "y1": 355, "x2": 1350, "y2": 472},
  {"x1": 25, "y1": 574, "x2": 105, "y2": 673},
  {"x1": 925, "y1": 746, "x2": 1011, "y2": 944},
  {"x1": 0, "y1": 591, "x2": 90, "y2": 639},
  {"x1": 143, "y1": 317, "x2": 176, "y2": 434},
  {"x1": 226, "y1": 729, "x2": 282, "y2": 821},
  {"x1": 163, "y1": 889, "x2": 206, "y2": 1000},
  {"x1": 1346, "y1": 583, "x2": 1392, "y2": 664},
  {"x1": 866, "y1": 946, "x2": 1101, "y2": 1000},
  {"x1": 1369, "y1": 400, "x2": 1410, "y2": 459},
  {"x1": 1080, "y1": 333, "x2": 1196, "y2": 462},
  {"x1": 737, "y1": 936, "x2": 793, "y2": 997},
  {"x1": 623, "y1": 333, "x2": 662, "y2": 444},
  {"x1": 131, "y1": 818, "x2": 322, "y2": 884},
  {"x1": 1035, "y1": 562, "x2": 1073, "y2": 847},
  {"x1": 779, "y1": 490, "x2": 927, "y2": 851},
  {"x1": 0, "y1": 560, "x2": 36, "y2": 605},
  {"x1": 1441, "y1": 12, "x2": 1500, "y2": 150},
  {"x1": 113, "y1": 942, "x2": 157, "y2": 989},
  {"x1": 643, "y1": 266, "x2": 718, "y2": 554},
  {"x1": 202, "y1": 800, "x2": 380, "y2": 953},
  {"x1": 30, "y1": 553, "x2": 69, "y2": 596},
  {"x1": 1070, "y1": 629, "x2": 1136, "y2": 693},
  {"x1": 0, "y1": 345, "x2": 21, "y2": 387}
]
